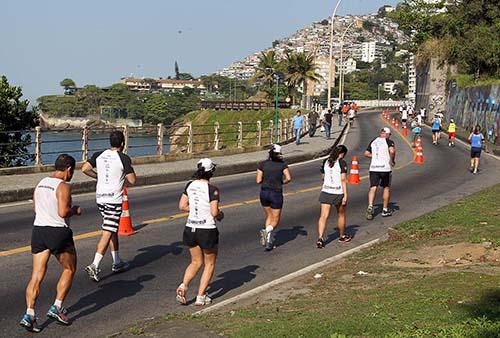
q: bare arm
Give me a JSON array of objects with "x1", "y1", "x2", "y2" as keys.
[
  {"x1": 56, "y1": 182, "x2": 80, "y2": 218},
  {"x1": 210, "y1": 200, "x2": 220, "y2": 217},
  {"x1": 256, "y1": 169, "x2": 263, "y2": 184},
  {"x1": 389, "y1": 146, "x2": 396, "y2": 165},
  {"x1": 82, "y1": 162, "x2": 97, "y2": 179},
  {"x1": 341, "y1": 173, "x2": 348, "y2": 205},
  {"x1": 178, "y1": 193, "x2": 189, "y2": 212},
  {"x1": 283, "y1": 168, "x2": 292, "y2": 185},
  {"x1": 364, "y1": 150, "x2": 372, "y2": 158},
  {"x1": 126, "y1": 172, "x2": 137, "y2": 186}
]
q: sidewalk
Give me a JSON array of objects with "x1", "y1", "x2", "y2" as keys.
[{"x1": 0, "y1": 124, "x2": 346, "y2": 204}]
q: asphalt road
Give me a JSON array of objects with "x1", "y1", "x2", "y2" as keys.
[{"x1": 1, "y1": 111, "x2": 499, "y2": 338}]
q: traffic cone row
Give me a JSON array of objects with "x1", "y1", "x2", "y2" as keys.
[
  {"x1": 415, "y1": 143, "x2": 424, "y2": 164},
  {"x1": 118, "y1": 187, "x2": 138, "y2": 236},
  {"x1": 348, "y1": 156, "x2": 361, "y2": 184},
  {"x1": 402, "y1": 123, "x2": 408, "y2": 136}
]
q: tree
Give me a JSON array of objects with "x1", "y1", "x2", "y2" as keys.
[
  {"x1": 254, "y1": 50, "x2": 280, "y2": 89},
  {"x1": 0, "y1": 76, "x2": 38, "y2": 167},
  {"x1": 283, "y1": 52, "x2": 322, "y2": 106},
  {"x1": 60, "y1": 78, "x2": 76, "y2": 95},
  {"x1": 174, "y1": 61, "x2": 180, "y2": 80},
  {"x1": 177, "y1": 73, "x2": 194, "y2": 80}
]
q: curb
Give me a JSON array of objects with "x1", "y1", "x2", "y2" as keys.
[{"x1": 194, "y1": 235, "x2": 385, "y2": 315}]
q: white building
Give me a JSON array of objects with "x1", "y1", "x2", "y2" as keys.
[
  {"x1": 312, "y1": 56, "x2": 330, "y2": 97},
  {"x1": 336, "y1": 57, "x2": 357, "y2": 75},
  {"x1": 383, "y1": 80, "x2": 404, "y2": 95},
  {"x1": 407, "y1": 54, "x2": 416, "y2": 101},
  {"x1": 361, "y1": 41, "x2": 377, "y2": 63}
]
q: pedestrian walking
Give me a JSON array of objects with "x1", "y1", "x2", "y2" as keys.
[
  {"x1": 431, "y1": 115, "x2": 442, "y2": 145},
  {"x1": 176, "y1": 158, "x2": 223, "y2": 306},
  {"x1": 364, "y1": 127, "x2": 396, "y2": 220},
  {"x1": 324, "y1": 109, "x2": 333, "y2": 139},
  {"x1": 292, "y1": 110, "x2": 305, "y2": 145},
  {"x1": 316, "y1": 145, "x2": 351, "y2": 248},
  {"x1": 82, "y1": 130, "x2": 136, "y2": 282},
  {"x1": 256, "y1": 144, "x2": 292, "y2": 251},
  {"x1": 307, "y1": 110, "x2": 319, "y2": 137},
  {"x1": 468, "y1": 125, "x2": 486, "y2": 174},
  {"x1": 447, "y1": 119, "x2": 457, "y2": 147},
  {"x1": 20, "y1": 154, "x2": 80, "y2": 332},
  {"x1": 348, "y1": 107, "x2": 356, "y2": 127}
]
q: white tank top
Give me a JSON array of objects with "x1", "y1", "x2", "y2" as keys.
[
  {"x1": 369, "y1": 137, "x2": 392, "y2": 172},
  {"x1": 322, "y1": 160, "x2": 344, "y2": 195},
  {"x1": 34, "y1": 177, "x2": 69, "y2": 228},
  {"x1": 185, "y1": 180, "x2": 219, "y2": 229}
]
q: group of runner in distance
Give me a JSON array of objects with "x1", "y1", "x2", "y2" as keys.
[{"x1": 19, "y1": 107, "x2": 487, "y2": 332}]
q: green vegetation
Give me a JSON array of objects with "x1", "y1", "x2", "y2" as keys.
[
  {"x1": 390, "y1": 0, "x2": 500, "y2": 80},
  {"x1": 185, "y1": 184, "x2": 500, "y2": 337},
  {"x1": 0, "y1": 75, "x2": 38, "y2": 167}
]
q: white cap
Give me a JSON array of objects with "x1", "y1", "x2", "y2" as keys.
[
  {"x1": 197, "y1": 158, "x2": 216, "y2": 172},
  {"x1": 271, "y1": 144, "x2": 282, "y2": 153},
  {"x1": 382, "y1": 127, "x2": 391, "y2": 134}
]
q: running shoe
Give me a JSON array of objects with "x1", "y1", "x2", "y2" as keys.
[
  {"x1": 85, "y1": 264, "x2": 101, "y2": 282},
  {"x1": 259, "y1": 229, "x2": 267, "y2": 247},
  {"x1": 47, "y1": 305, "x2": 70, "y2": 325},
  {"x1": 316, "y1": 238, "x2": 325, "y2": 249},
  {"x1": 265, "y1": 231, "x2": 275, "y2": 251},
  {"x1": 381, "y1": 209, "x2": 393, "y2": 217},
  {"x1": 111, "y1": 260, "x2": 130, "y2": 273},
  {"x1": 338, "y1": 234, "x2": 352, "y2": 243},
  {"x1": 19, "y1": 314, "x2": 42, "y2": 333},
  {"x1": 366, "y1": 206, "x2": 374, "y2": 220},
  {"x1": 176, "y1": 283, "x2": 187, "y2": 305},
  {"x1": 194, "y1": 294, "x2": 212, "y2": 306}
]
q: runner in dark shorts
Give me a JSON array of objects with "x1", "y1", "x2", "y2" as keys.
[{"x1": 256, "y1": 144, "x2": 292, "y2": 251}]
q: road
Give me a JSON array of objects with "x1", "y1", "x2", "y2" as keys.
[{"x1": 1, "y1": 111, "x2": 499, "y2": 338}]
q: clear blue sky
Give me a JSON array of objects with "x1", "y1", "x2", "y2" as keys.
[{"x1": 1, "y1": 0, "x2": 399, "y2": 104}]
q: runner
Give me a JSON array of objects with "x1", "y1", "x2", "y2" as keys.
[
  {"x1": 20, "y1": 154, "x2": 80, "y2": 332},
  {"x1": 364, "y1": 127, "x2": 396, "y2": 220},
  {"x1": 256, "y1": 144, "x2": 292, "y2": 251},
  {"x1": 447, "y1": 118, "x2": 457, "y2": 147},
  {"x1": 348, "y1": 106, "x2": 356, "y2": 127},
  {"x1": 411, "y1": 122, "x2": 422, "y2": 147},
  {"x1": 316, "y1": 145, "x2": 351, "y2": 248},
  {"x1": 307, "y1": 110, "x2": 319, "y2": 137},
  {"x1": 431, "y1": 115, "x2": 442, "y2": 145},
  {"x1": 401, "y1": 106, "x2": 408, "y2": 126},
  {"x1": 292, "y1": 110, "x2": 305, "y2": 145},
  {"x1": 176, "y1": 158, "x2": 223, "y2": 306},
  {"x1": 468, "y1": 125, "x2": 486, "y2": 174},
  {"x1": 319, "y1": 106, "x2": 327, "y2": 133},
  {"x1": 324, "y1": 109, "x2": 333, "y2": 139},
  {"x1": 82, "y1": 130, "x2": 136, "y2": 282}
]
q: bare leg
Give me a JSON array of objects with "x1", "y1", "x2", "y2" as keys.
[
  {"x1": 198, "y1": 249, "x2": 218, "y2": 296},
  {"x1": 383, "y1": 187, "x2": 391, "y2": 209},
  {"x1": 55, "y1": 249, "x2": 77, "y2": 302},
  {"x1": 268, "y1": 208, "x2": 282, "y2": 229},
  {"x1": 336, "y1": 204, "x2": 346, "y2": 236},
  {"x1": 108, "y1": 232, "x2": 119, "y2": 252},
  {"x1": 368, "y1": 186, "x2": 377, "y2": 206},
  {"x1": 26, "y1": 250, "x2": 51, "y2": 309},
  {"x1": 182, "y1": 246, "x2": 203, "y2": 288},
  {"x1": 317, "y1": 204, "x2": 331, "y2": 239},
  {"x1": 263, "y1": 206, "x2": 271, "y2": 227},
  {"x1": 96, "y1": 230, "x2": 113, "y2": 255}
]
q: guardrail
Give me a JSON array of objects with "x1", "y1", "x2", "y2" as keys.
[{"x1": 0, "y1": 118, "x2": 310, "y2": 168}]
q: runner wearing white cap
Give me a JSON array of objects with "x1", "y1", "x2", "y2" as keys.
[
  {"x1": 364, "y1": 127, "x2": 396, "y2": 220},
  {"x1": 256, "y1": 144, "x2": 292, "y2": 251},
  {"x1": 176, "y1": 158, "x2": 224, "y2": 306}
]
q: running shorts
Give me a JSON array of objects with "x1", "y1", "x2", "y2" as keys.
[
  {"x1": 31, "y1": 226, "x2": 75, "y2": 255},
  {"x1": 402, "y1": 119, "x2": 407, "y2": 123},
  {"x1": 183, "y1": 226, "x2": 219, "y2": 250},
  {"x1": 369, "y1": 171, "x2": 392, "y2": 188},
  {"x1": 319, "y1": 192, "x2": 344, "y2": 206},
  {"x1": 97, "y1": 203, "x2": 123, "y2": 233},
  {"x1": 471, "y1": 147, "x2": 482, "y2": 158},
  {"x1": 432, "y1": 129, "x2": 440, "y2": 134},
  {"x1": 260, "y1": 190, "x2": 284, "y2": 209},
  {"x1": 448, "y1": 132, "x2": 456, "y2": 138}
]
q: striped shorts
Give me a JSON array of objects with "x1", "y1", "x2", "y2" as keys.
[{"x1": 97, "y1": 203, "x2": 123, "y2": 233}]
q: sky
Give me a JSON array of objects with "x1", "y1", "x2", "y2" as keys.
[{"x1": 1, "y1": 0, "x2": 399, "y2": 104}]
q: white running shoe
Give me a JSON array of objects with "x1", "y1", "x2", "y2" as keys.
[
  {"x1": 176, "y1": 283, "x2": 187, "y2": 305},
  {"x1": 195, "y1": 294, "x2": 212, "y2": 306}
]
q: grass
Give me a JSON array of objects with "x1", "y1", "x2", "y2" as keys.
[{"x1": 452, "y1": 74, "x2": 500, "y2": 89}]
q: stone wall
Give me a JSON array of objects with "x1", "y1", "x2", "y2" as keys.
[{"x1": 415, "y1": 58, "x2": 448, "y2": 117}]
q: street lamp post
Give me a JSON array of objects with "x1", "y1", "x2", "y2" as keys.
[
  {"x1": 338, "y1": 20, "x2": 355, "y2": 103},
  {"x1": 327, "y1": 0, "x2": 343, "y2": 110},
  {"x1": 273, "y1": 74, "x2": 280, "y2": 139}
]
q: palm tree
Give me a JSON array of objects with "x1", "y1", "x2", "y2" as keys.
[
  {"x1": 254, "y1": 50, "x2": 279, "y2": 89},
  {"x1": 284, "y1": 52, "x2": 322, "y2": 108}
]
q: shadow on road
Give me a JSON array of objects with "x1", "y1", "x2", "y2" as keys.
[
  {"x1": 274, "y1": 226, "x2": 308, "y2": 248},
  {"x1": 373, "y1": 202, "x2": 400, "y2": 218},
  {"x1": 325, "y1": 224, "x2": 361, "y2": 246},
  {"x1": 207, "y1": 265, "x2": 259, "y2": 300}
]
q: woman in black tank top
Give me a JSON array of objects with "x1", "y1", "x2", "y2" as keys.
[{"x1": 256, "y1": 145, "x2": 292, "y2": 251}]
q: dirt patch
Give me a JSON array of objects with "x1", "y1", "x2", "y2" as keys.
[{"x1": 387, "y1": 242, "x2": 500, "y2": 268}]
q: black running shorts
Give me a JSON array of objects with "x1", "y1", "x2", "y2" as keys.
[
  {"x1": 31, "y1": 226, "x2": 75, "y2": 255},
  {"x1": 319, "y1": 192, "x2": 344, "y2": 206},
  {"x1": 260, "y1": 190, "x2": 284, "y2": 209},
  {"x1": 369, "y1": 171, "x2": 392, "y2": 188},
  {"x1": 471, "y1": 147, "x2": 482, "y2": 158},
  {"x1": 183, "y1": 227, "x2": 219, "y2": 250}
]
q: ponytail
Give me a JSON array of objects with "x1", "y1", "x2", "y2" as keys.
[{"x1": 327, "y1": 145, "x2": 348, "y2": 168}]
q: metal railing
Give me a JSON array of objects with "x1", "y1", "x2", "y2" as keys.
[{"x1": 0, "y1": 118, "x2": 310, "y2": 168}]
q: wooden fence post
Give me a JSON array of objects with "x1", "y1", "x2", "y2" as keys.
[
  {"x1": 214, "y1": 122, "x2": 220, "y2": 151},
  {"x1": 237, "y1": 121, "x2": 243, "y2": 148},
  {"x1": 256, "y1": 120, "x2": 262, "y2": 146},
  {"x1": 34, "y1": 126, "x2": 42, "y2": 166},
  {"x1": 187, "y1": 122, "x2": 193, "y2": 154},
  {"x1": 289, "y1": 118, "x2": 294, "y2": 140},
  {"x1": 278, "y1": 119, "x2": 283, "y2": 143},
  {"x1": 283, "y1": 119, "x2": 288, "y2": 141},
  {"x1": 122, "y1": 125, "x2": 129, "y2": 154},
  {"x1": 156, "y1": 123, "x2": 164, "y2": 156},
  {"x1": 269, "y1": 120, "x2": 274, "y2": 144},
  {"x1": 81, "y1": 125, "x2": 89, "y2": 162}
]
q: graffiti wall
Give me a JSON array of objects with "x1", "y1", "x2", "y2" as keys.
[{"x1": 445, "y1": 85, "x2": 500, "y2": 145}]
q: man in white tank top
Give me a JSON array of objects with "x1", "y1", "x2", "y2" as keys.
[
  {"x1": 20, "y1": 154, "x2": 81, "y2": 332},
  {"x1": 364, "y1": 127, "x2": 396, "y2": 220}
]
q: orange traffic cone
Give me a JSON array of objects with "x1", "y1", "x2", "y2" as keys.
[
  {"x1": 348, "y1": 156, "x2": 361, "y2": 184},
  {"x1": 395, "y1": 120, "x2": 399, "y2": 128},
  {"x1": 415, "y1": 136, "x2": 422, "y2": 148},
  {"x1": 415, "y1": 144, "x2": 424, "y2": 164},
  {"x1": 118, "y1": 187, "x2": 138, "y2": 236},
  {"x1": 402, "y1": 125, "x2": 408, "y2": 136}
]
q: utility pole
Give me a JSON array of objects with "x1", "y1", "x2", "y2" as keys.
[{"x1": 327, "y1": 0, "x2": 343, "y2": 110}]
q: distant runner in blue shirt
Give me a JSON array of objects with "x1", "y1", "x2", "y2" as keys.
[
  {"x1": 431, "y1": 116, "x2": 442, "y2": 145},
  {"x1": 468, "y1": 125, "x2": 485, "y2": 174},
  {"x1": 292, "y1": 111, "x2": 305, "y2": 145}
]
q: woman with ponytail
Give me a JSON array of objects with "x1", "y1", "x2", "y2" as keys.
[
  {"x1": 176, "y1": 158, "x2": 224, "y2": 306},
  {"x1": 256, "y1": 144, "x2": 292, "y2": 251},
  {"x1": 316, "y1": 145, "x2": 351, "y2": 248}
]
